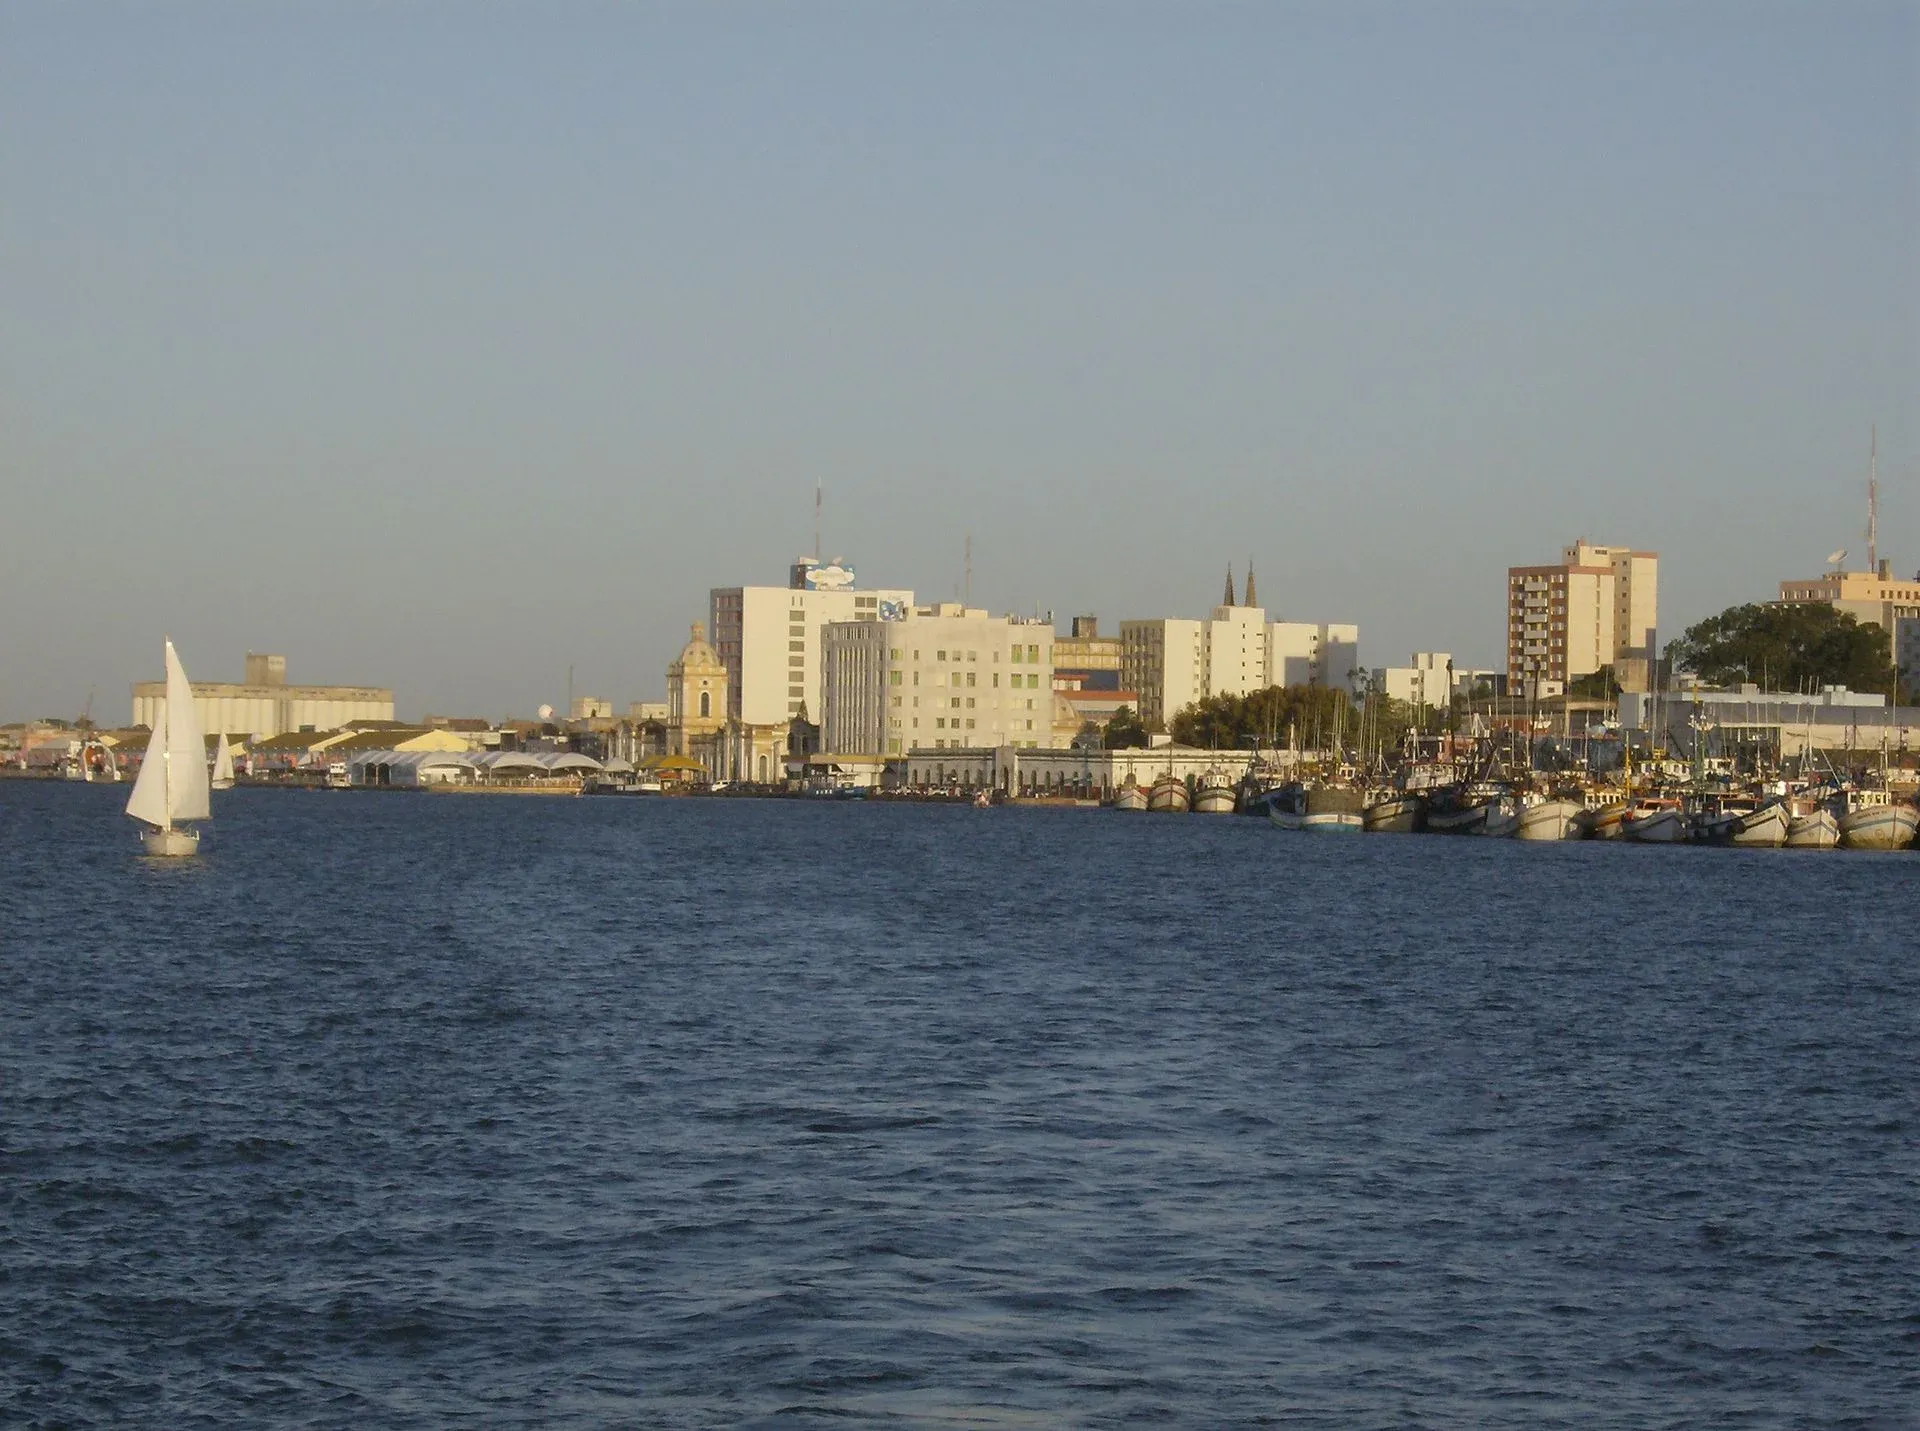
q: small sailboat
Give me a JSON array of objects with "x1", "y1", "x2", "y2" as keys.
[
  {"x1": 125, "y1": 639, "x2": 211, "y2": 857},
  {"x1": 210, "y1": 731, "x2": 235, "y2": 790}
]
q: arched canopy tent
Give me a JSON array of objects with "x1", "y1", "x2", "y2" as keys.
[
  {"x1": 474, "y1": 750, "x2": 604, "y2": 782},
  {"x1": 600, "y1": 756, "x2": 636, "y2": 775},
  {"x1": 347, "y1": 749, "x2": 479, "y2": 787}
]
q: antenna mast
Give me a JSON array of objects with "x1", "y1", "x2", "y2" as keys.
[
  {"x1": 814, "y1": 484, "x2": 822, "y2": 561},
  {"x1": 1867, "y1": 426, "x2": 1878, "y2": 575},
  {"x1": 964, "y1": 533, "x2": 972, "y2": 606}
]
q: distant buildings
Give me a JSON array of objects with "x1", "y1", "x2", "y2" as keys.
[
  {"x1": 130, "y1": 652, "x2": 392, "y2": 739},
  {"x1": 1121, "y1": 565, "x2": 1360, "y2": 728},
  {"x1": 821, "y1": 603, "x2": 1057, "y2": 756},
  {"x1": 1777, "y1": 561, "x2": 1920, "y2": 633},
  {"x1": 709, "y1": 559, "x2": 914, "y2": 726},
  {"x1": 1507, "y1": 540, "x2": 1658, "y2": 698}
]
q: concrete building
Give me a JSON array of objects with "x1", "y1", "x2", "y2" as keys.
[
  {"x1": 1052, "y1": 614, "x2": 1124, "y2": 691},
  {"x1": 1624, "y1": 684, "x2": 1920, "y2": 758},
  {"x1": 709, "y1": 561, "x2": 914, "y2": 727},
  {"x1": 1122, "y1": 578, "x2": 1361, "y2": 728},
  {"x1": 665, "y1": 623, "x2": 727, "y2": 771},
  {"x1": 1373, "y1": 652, "x2": 1455, "y2": 708},
  {"x1": 1507, "y1": 540, "x2": 1658, "y2": 699},
  {"x1": 131, "y1": 652, "x2": 393, "y2": 740},
  {"x1": 1777, "y1": 561, "x2": 1920, "y2": 637},
  {"x1": 821, "y1": 603, "x2": 1057, "y2": 757}
]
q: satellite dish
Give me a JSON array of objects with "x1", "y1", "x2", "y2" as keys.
[
  {"x1": 1826, "y1": 548, "x2": 1847, "y2": 568},
  {"x1": 538, "y1": 704, "x2": 555, "y2": 720}
]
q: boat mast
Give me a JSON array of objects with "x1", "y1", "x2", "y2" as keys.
[{"x1": 1867, "y1": 426, "x2": 1879, "y2": 576}]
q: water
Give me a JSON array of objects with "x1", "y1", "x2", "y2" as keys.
[{"x1": 3, "y1": 782, "x2": 1915, "y2": 1428}]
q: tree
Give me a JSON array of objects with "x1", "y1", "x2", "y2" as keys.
[
  {"x1": 1102, "y1": 705, "x2": 1150, "y2": 749},
  {"x1": 1667, "y1": 603, "x2": 1895, "y2": 694},
  {"x1": 1166, "y1": 684, "x2": 1353, "y2": 749},
  {"x1": 1566, "y1": 665, "x2": 1620, "y2": 699}
]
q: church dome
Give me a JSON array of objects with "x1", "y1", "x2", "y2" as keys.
[{"x1": 673, "y1": 621, "x2": 723, "y2": 674}]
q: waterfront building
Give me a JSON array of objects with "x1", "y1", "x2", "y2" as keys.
[
  {"x1": 1052, "y1": 615, "x2": 1124, "y2": 691},
  {"x1": 665, "y1": 623, "x2": 728, "y2": 778},
  {"x1": 821, "y1": 603, "x2": 1057, "y2": 757},
  {"x1": 1506, "y1": 540, "x2": 1658, "y2": 699},
  {"x1": 130, "y1": 652, "x2": 393, "y2": 740},
  {"x1": 1624, "y1": 683, "x2": 1920, "y2": 757},
  {"x1": 1373, "y1": 652, "x2": 1455, "y2": 708},
  {"x1": 1121, "y1": 569, "x2": 1361, "y2": 727},
  {"x1": 709, "y1": 560, "x2": 914, "y2": 727},
  {"x1": 1777, "y1": 560, "x2": 1920, "y2": 638}
]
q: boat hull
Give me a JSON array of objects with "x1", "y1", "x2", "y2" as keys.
[
  {"x1": 1362, "y1": 795, "x2": 1424, "y2": 834},
  {"x1": 141, "y1": 826, "x2": 200, "y2": 857},
  {"x1": 1269, "y1": 809, "x2": 1364, "y2": 833},
  {"x1": 1515, "y1": 798, "x2": 1583, "y2": 841},
  {"x1": 1838, "y1": 803, "x2": 1919, "y2": 851},
  {"x1": 1193, "y1": 786, "x2": 1237, "y2": 815},
  {"x1": 1112, "y1": 785, "x2": 1148, "y2": 813},
  {"x1": 1147, "y1": 780, "x2": 1189, "y2": 814},
  {"x1": 1728, "y1": 803, "x2": 1789, "y2": 847},
  {"x1": 1580, "y1": 802, "x2": 1629, "y2": 840},
  {"x1": 1623, "y1": 808, "x2": 1687, "y2": 843},
  {"x1": 1785, "y1": 809, "x2": 1839, "y2": 849}
]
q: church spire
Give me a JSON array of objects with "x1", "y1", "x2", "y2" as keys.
[
  {"x1": 1223, "y1": 562, "x2": 1236, "y2": 608},
  {"x1": 1244, "y1": 557, "x2": 1256, "y2": 609}
]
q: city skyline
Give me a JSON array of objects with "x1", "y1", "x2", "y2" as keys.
[{"x1": 3, "y1": 3, "x2": 1915, "y2": 722}]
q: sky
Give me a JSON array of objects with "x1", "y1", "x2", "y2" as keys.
[{"x1": 2, "y1": 1, "x2": 1915, "y2": 722}]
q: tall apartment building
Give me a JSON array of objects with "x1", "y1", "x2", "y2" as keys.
[
  {"x1": 821, "y1": 604, "x2": 1057, "y2": 756},
  {"x1": 1121, "y1": 601, "x2": 1360, "y2": 728},
  {"x1": 1506, "y1": 540, "x2": 1658, "y2": 697},
  {"x1": 709, "y1": 562, "x2": 914, "y2": 726}
]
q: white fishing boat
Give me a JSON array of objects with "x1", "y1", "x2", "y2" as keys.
[
  {"x1": 1111, "y1": 782, "x2": 1148, "y2": 812},
  {"x1": 1192, "y1": 769, "x2": 1237, "y2": 814},
  {"x1": 1514, "y1": 795, "x2": 1583, "y2": 841},
  {"x1": 1837, "y1": 789, "x2": 1918, "y2": 851},
  {"x1": 210, "y1": 731, "x2": 235, "y2": 791},
  {"x1": 1622, "y1": 798, "x2": 1687, "y2": 843},
  {"x1": 1266, "y1": 783, "x2": 1365, "y2": 832},
  {"x1": 1785, "y1": 800, "x2": 1840, "y2": 849},
  {"x1": 1147, "y1": 773, "x2": 1189, "y2": 814},
  {"x1": 1361, "y1": 791, "x2": 1423, "y2": 834},
  {"x1": 125, "y1": 639, "x2": 211, "y2": 857}
]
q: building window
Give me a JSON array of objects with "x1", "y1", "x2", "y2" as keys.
[
  {"x1": 937, "y1": 650, "x2": 946, "y2": 661},
  {"x1": 789, "y1": 685, "x2": 804, "y2": 698},
  {"x1": 1027, "y1": 645, "x2": 1039, "y2": 661},
  {"x1": 936, "y1": 718, "x2": 946, "y2": 729},
  {"x1": 966, "y1": 718, "x2": 976, "y2": 729},
  {"x1": 789, "y1": 641, "x2": 805, "y2": 652},
  {"x1": 890, "y1": 670, "x2": 903, "y2": 686},
  {"x1": 966, "y1": 672, "x2": 976, "y2": 687},
  {"x1": 1011, "y1": 647, "x2": 1023, "y2": 663},
  {"x1": 993, "y1": 673, "x2": 1000, "y2": 688},
  {"x1": 699, "y1": 692, "x2": 710, "y2": 718},
  {"x1": 966, "y1": 697, "x2": 975, "y2": 709}
]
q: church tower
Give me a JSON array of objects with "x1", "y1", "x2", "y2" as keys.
[
  {"x1": 1244, "y1": 558, "x2": 1256, "y2": 609},
  {"x1": 666, "y1": 621, "x2": 728, "y2": 760},
  {"x1": 1223, "y1": 562, "x2": 1236, "y2": 608}
]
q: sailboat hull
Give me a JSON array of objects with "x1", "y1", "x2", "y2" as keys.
[{"x1": 141, "y1": 826, "x2": 200, "y2": 857}]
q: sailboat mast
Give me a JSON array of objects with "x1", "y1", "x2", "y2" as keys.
[{"x1": 1867, "y1": 426, "x2": 1879, "y2": 575}]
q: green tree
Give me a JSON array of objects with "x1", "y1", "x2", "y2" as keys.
[
  {"x1": 1167, "y1": 684, "x2": 1353, "y2": 749},
  {"x1": 1101, "y1": 705, "x2": 1150, "y2": 749},
  {"x1": 1566, "y1": 665, "x2": 1621, "y2": 699},
  {"x1": 1667, "y1": 603, "x2": 1895, "y2": 694}
]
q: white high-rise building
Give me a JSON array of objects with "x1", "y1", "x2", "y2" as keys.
[
  {"x1": 822, "y1": 604, "x2": 1057, "y2": 756},
  {"x1": 1122, "y1": 595, "x2": 1361, "y2": 728},
  {"x1": 710, "y1": 564, "x2": 914, "y2": 727}
]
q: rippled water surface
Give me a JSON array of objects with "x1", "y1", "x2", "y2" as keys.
[{"x1": 3, "y1": 782, "x2": 1916, "y2": 1427}]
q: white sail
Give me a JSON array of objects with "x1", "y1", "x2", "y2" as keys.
[
  {"x1": 165, "y1": 640, "x2": 212, "y2": 823},
  {"x1": 125, "y1": 698, "x2": 171, "y2": 828},
  {"x1": 211, "y1": 730, "x2": 234, "y2": 789}
]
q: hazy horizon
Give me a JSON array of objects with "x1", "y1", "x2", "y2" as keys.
[{"x1": 4, "y1": 2, "x2": 1915, "y2": 724}]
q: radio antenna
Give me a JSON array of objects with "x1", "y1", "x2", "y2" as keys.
[
  {"x1": 1866, "y1": 426, "x2": 1878, "y2": 575},
  {"x1": 814, "y1": 483, "x2": 822, "y2": 561}
]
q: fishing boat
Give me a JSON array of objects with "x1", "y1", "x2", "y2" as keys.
[
  {"x1": 1424, "y1": 783, "x2": 1516, "y2": 836},
  {"x1": 1691, "y1": 797, "x2": 1788, "y2": 848},
  {"x1": 1192, "y1": 768, "x2": 1237, "y2": 814},
  {"x1": 1785, "y1": 790, "x2": 1841, "y2": 849},
  {"x1": 1266, "y1": 782, "x2": 1364, "y2": 832},
  {"x1": 1622, "y1": 796, "x2": 1688, "y2": 843},
  {"x1": 1147, "y1": 773, "x2": 1189, "y2": 813},
  {"x1": 972, "y1": 789, "x2": 992, "y2": 809},
  {"x1": 1837, "y1": 789, "x2": 1919, "y2": 851},
  {"x1": 1514, "y1": 794, "x2": 1584, "y2": 841},
  {"x1": 125, "y1": 639, "x2": 211, "y2": 857},
  {"x1": 210, "y1": 732, "x2": 235, "y2": 791},
  {"x1": 1112, "y1": 781, "x2": 1148, "y2": 812},
  {"x1": 1361, "y1": 791, "x2": 1424, "y2": 833}
]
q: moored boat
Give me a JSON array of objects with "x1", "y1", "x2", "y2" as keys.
[
  {"x1": 1578, "y1": 798, "x2": 1630, "y2": 840},
  {"x1": 1193, "y1": 769, "x2": 1237, "y2": 814},
  {"x1": 1785, "y1": 805, "x2": 1840, "y2": 849},
  {"x1": 1424, "y1": 783, "x2": 1515, "y2": 836},
  {"x1": 1147, "y1": 773, "x2": 1190, "y2": 814},
  {"x1": 1622, "y1": 798, "x2": 1687, "y2": 843},
  {"x1": 1515, "y1": 795, "x2": 1583, "y2": 841},
  {"x1": 1112, "y1": 782, "x2": 1148, "y2": 812},
  {"x1": 1361, "y1": 791, "x2": 1424, "y2": 834},
  {"x1": 1837, "y1": 790, "x2": 1918, "y2": 851},
  {"x1": 1267, "y1": 782, "x2": 1364, "y2": 832}
]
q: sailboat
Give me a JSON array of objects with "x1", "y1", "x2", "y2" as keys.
[
  {"x1": 211, "y1": 731, "x2": 235, "y2": 790},
  {"x1": 125, "y1": 639, "x2": 211, "y2": 856}
]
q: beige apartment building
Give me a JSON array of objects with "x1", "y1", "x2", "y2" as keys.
[
  {"x1": 1777, "y1": 561, "x2": 1920, "y2": 631},
  {"x1": 1506, "y1": 540, "x2": 1658, "y2": 697},
  {"x1": 709, "y1": 566, "x2": 914, "y2": 727},
  {"x1": 821, "y1": 604, "x2": 1057, "y2": 756},
  {"x1": 131, "y1": 651, "x2": 393, "y2": 739},
  {"x1": 1121, "y1": 604, "x2": 1361, "y2": 728}
]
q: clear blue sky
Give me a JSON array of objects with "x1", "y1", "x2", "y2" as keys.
[{"x1": 3, "y1": 1, "x2": 1914, "y2": 721}]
